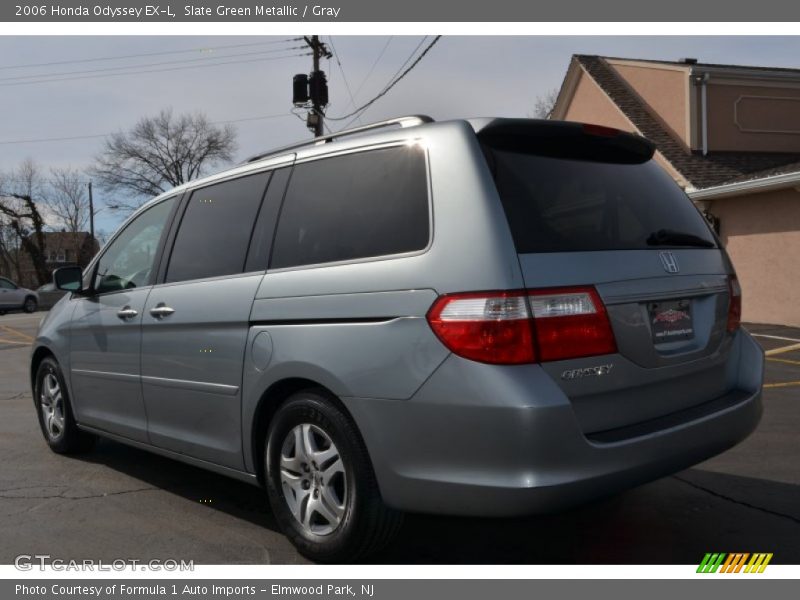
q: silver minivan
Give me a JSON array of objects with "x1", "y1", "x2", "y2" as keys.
[{"x1": 31, "y1": 116, "x2": 763, "y2": 561}]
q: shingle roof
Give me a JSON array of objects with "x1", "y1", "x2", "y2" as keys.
[
  {"x1": 574, "y1": 55, "x2": 800, "y2": 189},
  {"x1": 589, "y1": 55, "x2": 800, "y2": 76}
]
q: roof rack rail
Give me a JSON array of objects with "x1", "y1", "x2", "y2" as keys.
[{"x1": 243, "y1": 115, "x2": 434, "y2": 164}]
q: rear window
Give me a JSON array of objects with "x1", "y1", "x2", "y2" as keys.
[{"x1": 483, "y1": 144, "x2": 717, "y2": 253}]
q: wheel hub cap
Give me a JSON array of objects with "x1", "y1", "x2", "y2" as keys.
[
  {"x1": 40, "y1": 372, "x2": 65, "y2": 441},
  {"x1": 279, "y1": 423, "x2": 347, "y2": 536}
]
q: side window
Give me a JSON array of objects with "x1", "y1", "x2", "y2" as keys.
[
  {"x1": 0, "y1": 278, "x2": 16, "y2": 290},
  {"x1": 165, "y1": 173, "x2": 269, "y2": 283},
  {"x1": 271, "y1": 145, "x2": 429, "y2": 269},
  {"x1": 245, "y1": 168, "x2": 291, "y2": 272},
  {"x1": 94, "y1": 197, "x2": 176, "y2": 294}
]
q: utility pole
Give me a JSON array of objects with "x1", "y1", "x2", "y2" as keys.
[
  {"x1": 87, "y1": 181, "x2": 95, "y2": 243},
  {"x1": 293, "y1": 35, "x2": 331, "y2": 137}
]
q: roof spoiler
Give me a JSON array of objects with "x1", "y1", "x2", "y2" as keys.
[{"x1": 477, "y1": 119, "x2": 656, "y2": 164}]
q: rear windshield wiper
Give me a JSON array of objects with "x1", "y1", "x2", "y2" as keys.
[{"x1": 646, "y1": 229, "x2": 715, "y2": 248}]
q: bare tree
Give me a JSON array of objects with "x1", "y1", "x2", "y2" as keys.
[
  {"x1": 49, "y1": 167, "x2": 90, "y2": 233},
  {"x1": 532, "y1": 88, "x2": 560, "y2": 119},
  {"x1": 0, "y1": 159, "x2": 50, "y2": 286},
  {"x1": 0, "y1": 217, "x2": 21, "y2": 280},
  {"x1": 90, "y1": 108, "x2": 237, "y2": 210}
]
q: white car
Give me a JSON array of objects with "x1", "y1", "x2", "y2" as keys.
[{"x1": 0, "y1": 276, "x2": 39, "y2": 314}]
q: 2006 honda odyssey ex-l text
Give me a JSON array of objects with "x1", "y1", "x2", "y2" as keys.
[{"x1": 31, "y1": 116, "x2": 763, "y2": 561}]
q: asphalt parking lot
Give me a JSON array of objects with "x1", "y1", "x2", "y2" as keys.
[{"x1": 0, "y1": 312, "x2": 798, "y2": 564}]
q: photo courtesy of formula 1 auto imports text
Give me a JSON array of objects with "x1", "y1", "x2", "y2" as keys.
[{"x1": 0, "y1": 1, "x2": 798, "y2": 598}]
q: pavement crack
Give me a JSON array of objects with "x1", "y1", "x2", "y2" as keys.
[
  {"x1": 0, "y1": 392, "x2": 27, "y2": 401},
  {"x1": 0, "y1": 486, "x2": 157, "y2": 500},
  {"x1": 673, "y1": 475, "x2": 800, "y2": 526}
]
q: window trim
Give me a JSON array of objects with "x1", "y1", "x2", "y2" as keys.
[
  {"x1": 266, "y1": 141, "x2": 434, "y2": 273},
  {"x1": 245, "y1": 167, "x2": 292, "y2": 273},
  {"x1": 84, "y1": 194, "x2": 182, "y2": 298}
]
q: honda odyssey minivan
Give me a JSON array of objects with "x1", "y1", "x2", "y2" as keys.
[{"x1": 31, "y1": 116, "x2": 763, "y2": 561}]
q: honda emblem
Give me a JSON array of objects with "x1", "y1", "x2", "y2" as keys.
[{"x1": 659, "y1": 251, "x2": 679, "y2": 274}]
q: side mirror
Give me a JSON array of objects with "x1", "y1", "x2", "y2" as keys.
[{"x1": 53, "y1": 266, "x2": 84, "y2": 292}]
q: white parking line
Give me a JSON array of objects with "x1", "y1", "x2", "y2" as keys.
[{"x1": 751, "y1": 333, "x2": 800, "y2": 343}]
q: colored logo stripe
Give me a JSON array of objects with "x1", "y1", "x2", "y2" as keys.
[
  {"x1": 697, "y1": 553, "x2": 773, "y2": 573},
  {"x1": 697, "y1": 553, "x2": 726, "y2": 573}
]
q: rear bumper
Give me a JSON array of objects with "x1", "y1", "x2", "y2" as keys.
[{"x1": 344, "y1": 329, "x2": 763, "y2": 516}]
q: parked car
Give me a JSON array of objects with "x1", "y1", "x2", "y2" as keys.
[
  {"x1": 30, "y1": 116, "x2": 763, "y2": 562},
  {"x1": 36, "y1": 283, "x2": 68, "y2": 311},
  {"x1": 0, "y1": 276, "x2": 38, "y2": 314}
]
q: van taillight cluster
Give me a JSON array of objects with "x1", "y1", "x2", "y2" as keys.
[
  {"x1": 727, "y1": 276, "x2": 742, "y2": 333},
  {"x1": 426, "y1": 286, "x2": 617, "y2": 365}
]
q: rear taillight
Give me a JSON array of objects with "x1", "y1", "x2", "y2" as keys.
[
  {"x1": 727, "y1": 276, "x2": 742, "y2": 333},
  {"x1": 426, "y1": 291, "x2": 535, "y2": 365},
  {"x1": 426, "y1": 286, "x2": 616, "y2": 365},
  {"x1": 529, "y1": 287, "x2": 617, "y2": 362}
]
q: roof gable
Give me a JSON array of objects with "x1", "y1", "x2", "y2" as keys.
[{"x1": 563, "y1": 55, "x2": 800, "y2": 190}]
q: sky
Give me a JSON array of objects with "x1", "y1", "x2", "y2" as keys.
[{"x1": 2, "y1": 35, "x2": 800, "y2": 234}]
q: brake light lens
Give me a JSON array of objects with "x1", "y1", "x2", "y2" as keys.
[
  {"x1": 426, "y1": 286, "x2": 617, "y2": 365},
  {"x1": 727, "y1": 276, "x2": 742, "y2": 333},
  {"x1": 426, "y1": 291, "x2": 535, "y2": 365},
  {"x1": 582, "y1": 123, "x2": 621, "y2": 138},
  {"x1": 529, "y1": 288, "x2": 617, "y2": 362}
]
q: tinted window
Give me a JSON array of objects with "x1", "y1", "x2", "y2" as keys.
[
  {"x1": 271, "y1": 145, "x2": 428, "y2": 269},
  {"x1": 484, "y1": 146, "x2": 717, "y2": 253},
  {"x1": 0, "y1": 278, "x2": 16, "y2": 290},
  {"x1": 245, "y1": 168, "x2": 291, "y2": 272},
  {"x1": 166, "y1": 173, "x2": 269, "y2": 283},
  {"x1": 94, "y1": 197, "x2": 176, "y2": 294}
]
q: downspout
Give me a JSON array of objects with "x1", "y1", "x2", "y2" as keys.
[{"x1": 700, "y1": 72, "x2": 710, "y2": 156}]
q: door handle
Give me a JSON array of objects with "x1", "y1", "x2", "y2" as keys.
[
  {"x1": 116, "y1": 307, "x2": 138, "y2": 320},
  {"x1": 149, "y1": 303, "x2": 175, "y2": 319}
]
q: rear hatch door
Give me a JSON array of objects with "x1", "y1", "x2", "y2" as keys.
[{"x1": 478, "y1": 120, "x2": 736, "y2": 435}]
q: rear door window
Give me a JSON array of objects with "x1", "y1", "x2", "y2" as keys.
[
  {"x1": 483, "y1": 143, "x2": 717, "y2": 253},
  {"x1": 270, "y1": 145, "x2": 429, "y2": 269},
  {"x1": 165, "y1": 172, "x2": 269, "y2": 283}
]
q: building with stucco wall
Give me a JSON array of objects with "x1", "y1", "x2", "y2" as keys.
[{"x1": 552, "y1": 55, "x2": 800, "y2": 326}]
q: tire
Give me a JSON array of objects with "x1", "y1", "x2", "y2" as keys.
[
  {"x1": 265, "y1": 390, "x2": 403, "y2": 562},
  {"x1": 23, "y1": 296, "x2": 37, "y2": 313},
  {"x1": 34, "y1": 357, "x2": 96, "y2": 454}
]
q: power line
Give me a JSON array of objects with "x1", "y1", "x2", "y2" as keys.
[
  {"x1": 327, "y1": 36, "x2": 362, "y2": 125},
  {"x1": 326, "y1": 36, "x2": 442, "y2": 128},
  {"x1": 0, "y1": 39, "x2": 303, "y2": 71},
  {"x1": 0, "y1": 52, "x2": 311, "y2": 88},
  {"x1": 0, "y1": 46, "x2": 307, "y2": 84},
  {"x1": 379, "y1": 37, "x2": 429, "y2": 95},
  {"x1": 0, "y1": 113, "x2": 293, "y2": 146},
  {"x1": 330, "y1": 36, "x2": 431, "y2": 127},
  {"x1": 352, "y1": 36, "x2": 393, "y2": 99}
]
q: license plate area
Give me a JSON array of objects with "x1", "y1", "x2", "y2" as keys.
[{"x1": 648, "y1": 299, "x2": 694, "y2": 343}]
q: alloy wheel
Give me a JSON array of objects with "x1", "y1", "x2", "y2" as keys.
[
  {"x1": 40, "y1": 372, "x2": 65, "y2": 441},
  {"x1": 279, "y1": 423, "x2": 348, "y2": 536}
]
